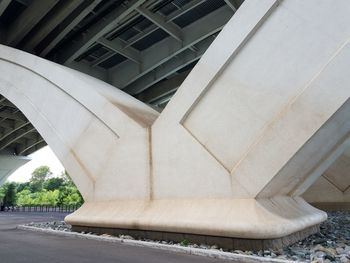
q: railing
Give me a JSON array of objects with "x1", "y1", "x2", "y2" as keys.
[{"x1": 0, "y1": 205, "x2": 81, "y2": 213}]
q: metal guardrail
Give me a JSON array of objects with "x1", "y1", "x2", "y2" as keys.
[{"x1": 0, "y1": 205, "x2": 81, "y2": 213}]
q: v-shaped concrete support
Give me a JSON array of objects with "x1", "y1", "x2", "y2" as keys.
[{"x1": 0, "y1": 0, "x2": 349, "y2": 249}]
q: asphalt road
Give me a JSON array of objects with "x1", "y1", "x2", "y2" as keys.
[{"x1": 0, "y1": 212, "x2": 235, "y2": 263}]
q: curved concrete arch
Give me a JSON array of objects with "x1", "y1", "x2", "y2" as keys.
[{"x1": 0, "y1": 44, "x2": 159, "y2": 201}]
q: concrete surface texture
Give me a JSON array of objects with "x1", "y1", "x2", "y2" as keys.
[
  {"x1": 0, "y1": 155, "x2": 30, "y2": 185},
  {"x1": 0, "y1": 0, "x2": 349, "y2": 243},
  {"x1": 303, "y1": 148, "x2": 350, "y2": 206}
]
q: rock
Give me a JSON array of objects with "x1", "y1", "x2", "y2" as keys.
[
  {"x1": 119, "y1": 235, "x2": 134, "y2": 240},
  {"x1": 210, "y1": 245, "x2": 218, "y2": 250},
  {"x1": 291, "y1": 255, "x2": 299, "y2": 261},
  {"x1": 233, "y1": 250, "x2": 245, "y2": 255},
  {"x1": 337, "y1": 247, "x2": 345, "y2": 254},
  {"x1": 340, "y1": 255, "x2": 350, "y2": 263},
  {"x1": 345, "y1": 246, "x2": 350, "y2": 253},
  {"x1": 277, "y1": 255, "x2": 288, "y2": 260}
]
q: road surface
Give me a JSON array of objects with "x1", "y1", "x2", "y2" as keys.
[{"x1": 0, "y1": 212, "x2": 235, "y2": 263}]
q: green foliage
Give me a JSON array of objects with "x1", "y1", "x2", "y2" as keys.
[
  {"x1": 0, "y1": 182, "x2": 17, "y2": 206},
  {"x1": 29, "y1": 165, "x2": 52, "y2": 192},
  {"x1": 180, "y1": 239, "x2": 190, "y2": 247},
  {"x1": 1, "y1": 166, "x2": 84, "y2": 207},
  {"x1": 16, "y1": 182, "x2": 30, "y2": 192},
  {"x1": 43, "y1": 177, "x2": 64, "y2": 191}
]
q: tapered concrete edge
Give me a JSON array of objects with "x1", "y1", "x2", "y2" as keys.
[
  {"x1": 65, "y1": 197, "x2": 327, "y2": 240},
  {"x1": 17, "y1": 225, "x2": 295, "y2": 263}
]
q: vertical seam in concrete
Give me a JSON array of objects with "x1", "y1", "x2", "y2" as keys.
[{"x1": 148, "y1": 127, "x2": 154, "y2": 200}]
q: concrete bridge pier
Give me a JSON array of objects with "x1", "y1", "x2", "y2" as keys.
[{"x1": 0, "y1": 0, "x2": 349, "y2": 250}]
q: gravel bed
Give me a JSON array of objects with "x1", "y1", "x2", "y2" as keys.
[{"x1": 25, "y1": 211, "x2": 350, "y2": 262}]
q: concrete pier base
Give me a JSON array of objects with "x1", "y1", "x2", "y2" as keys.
[{"x1": 71, "y1": 224, "x2": 320, "y2": 250}]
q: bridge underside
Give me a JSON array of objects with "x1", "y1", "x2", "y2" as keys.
[
  {"x1": 0, "y1": 0, "x2": 349, "y2": 250},
  {"x1": 0, "y1": 95, "x2": 44, "y2": 156}
]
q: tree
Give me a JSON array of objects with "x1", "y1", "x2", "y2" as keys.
[
  {"x1": 16, "y1": 182, "x2": 30, "y2": 192},
  {"x1": 1, "y1": 166, "x2": 84, "y2": 208},
  {"x1": 29, "y1": 166, "x2": 52, "y2": 192},
  {"x1": 0, "y1": 182, "x2": 17, "y2": 207},
  {"x1": 43, "y1": 177, "x2": 64, "y2": 191}
]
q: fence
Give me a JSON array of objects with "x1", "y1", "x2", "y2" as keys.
[{"x1": 1, "y1": 205, "x2": 80, "y2": 213}]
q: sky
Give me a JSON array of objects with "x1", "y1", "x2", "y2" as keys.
[{"x1": 8, "y1": 146, "x2": 65, "y2": 183}]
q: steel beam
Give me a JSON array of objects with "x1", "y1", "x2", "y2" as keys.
[
  {"x1": 0, "y1": 0, "x2": 11, "y2": 17},
  {"x1": 97, "y1": 38, "x2": 141, "y2": 64},
  {"x1": 40, "y1": 0, "x2": 103, "y2": 57},
  {"x1": 0, "y1": 124, "x2": 36, "y2": 151},
  {"x1": 123, "y1": 25, "x2": 158, "y2": 49},
  {"x1": 22, "y1": 140, "x2": 46, "y2": 156},
  {"x1": 0, "y1": 119, "x2": 16, "y2": 130},
  {"x1": 5, "y1": 0, "x2": 59, "y2": 46},
  {"x1": 165, "y1": 0, "x2": 207, "y2": 22},
  {"x1": 91, "y1": 51, "x2": 115, "y2": 67},
  {"x1": 17, "y1": 138, "x2": 44, "y2": 155},
  {"x1": 109, "y1": 6, "x2": 232, "y2": 89},
  {"x1": 224, "y1": 0, "x2": 238, "y2": 11},
  {"x1": 136, "y1": 6, "x2": 182, "y2": 42},
  {"x1": 23, "y1": 0, "x2": 83, "y2": 52},
  {"x1": 152, "y1": 92, "x2": 175, "y2": 106},
  {"x1": 0, "y1": 120, "x2": 30, "y2": 141},
  {"x1": 136, "y1": 70, "x2": 190, "y2": 103},
  {"x1": 58, "y1": 0, "x2": 147, "y2": 64},
  {"x1": 0, "y1": 111, "x2": 26, "y2": 122},
  {"x1": 124, "y1": 37, "x2": 212, "y2": 95}
]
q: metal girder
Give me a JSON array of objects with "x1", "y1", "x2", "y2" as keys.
[
  {"x1": 23, "y1": 0, "x2": 83, "y2": 52},
  {"x1": 93, "y1": 0, "x2": 205, "y2": 67},
  {"x1": 40, "y1": 0, "x2": 102, "y2": 57},
  {"x1": 136, "y1": 70, "x2": 190, "y2": 103},
  {"x1": 0, "y1": 120, "x2": 30, "y2": 141},
  {"x1": 0, "y1": 119, "x2": 16, "y2": 130},
  {"x1": 58, "y1": 0, "x2": 147, "y2": 64},
  {"x1": 5, "y1": 0, "x2": 59, "y2": 46},
  {"x1": 0, "y1": 111, "x2": 26, "y2": 122},
  {"x1": 136, "y1": 6, "x2": 182, "y2": 42},
  {"x1": 109, "y1": 6, "x2": 232, "y2": 89},
  {"x1": 17, "y1": 137, "x2": 44, "y2": 155},
  {"x1": 0, "y1": 0, "x2": 11, "y2": 17},
  {"x1": 124, "y1": 36, "x2": 212, "y2": 95},
  {"x1": 123, "y1": 24, "x2": 158, "y2": 48},
  {"x1": 91, "y1": 51, "x2": 115, "y2": 67},
  {"x1": 22, "y1": 140, "x2": 46, "y2": 156},
  {"x1": 152, "y1": 92, "x2": 175, "y2": 106},
  {"x1": 224, "y1": 0, "x2": 238, "y2": 11},
  {"x1": 97, "y1": 38, "x2": 141, "y2": 64},
  {"x1": 165, "y1": 0, "x2": 207, "y2": 22},
  {"x1": 0, "y1": 99, "x2": 16, "y2": 108},
  {"x1": 0, "y1": 124, "x2": 35, "y2": 151}
]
